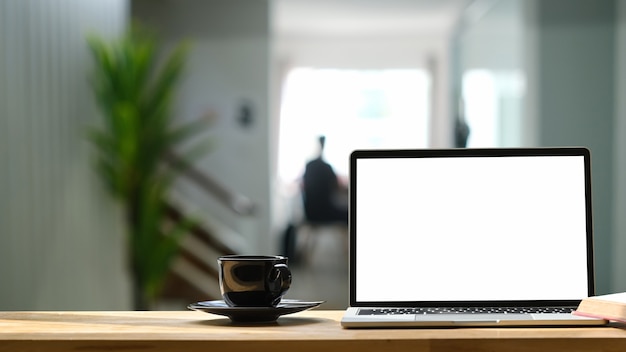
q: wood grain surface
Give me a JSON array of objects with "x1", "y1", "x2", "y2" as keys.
[{"x1": 1, "y1": 310, "x2": 626, "y2": 352}]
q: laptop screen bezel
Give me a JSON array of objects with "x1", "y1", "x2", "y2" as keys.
[{"x1": 348, "y1": 147, "x2": 595, "y2": 308}]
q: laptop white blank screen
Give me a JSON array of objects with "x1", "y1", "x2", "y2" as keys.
[{"x1": 355, "y1": 155, "x2": 590, "y2": 302}]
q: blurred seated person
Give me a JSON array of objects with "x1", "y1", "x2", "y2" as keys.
[{"x1": 302, "y1": 136, "x2": 348, "y2": 225}]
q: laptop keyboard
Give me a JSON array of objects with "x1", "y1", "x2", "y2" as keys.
[{"x1": 358, "y1": 306, "x2": 575, "y2": 315}]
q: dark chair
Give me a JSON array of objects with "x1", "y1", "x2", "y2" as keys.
[{"x1": 295, "y1": 187, "x2": 348, "y2": 264}]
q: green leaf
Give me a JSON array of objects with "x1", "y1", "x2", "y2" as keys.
[{"x1": 86, "y1": 23, "x2": 210, "y2": 306}]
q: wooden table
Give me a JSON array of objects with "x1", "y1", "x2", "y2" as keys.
[{"x1": 1, "y1": 310, "x2": 626, "y2": 352}]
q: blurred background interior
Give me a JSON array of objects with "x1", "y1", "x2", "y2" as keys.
[{"x1": 2, "y1": 0, "x2": 626, "y2": 310}]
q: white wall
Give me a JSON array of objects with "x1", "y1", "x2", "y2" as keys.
[
  {"x1": 458, "y1": 0, "x2": 525, "y2": 71},
  {"x1": 132, "y1": 0, "x2": 274, "y2": 254},
  {"x1": 0, "y1": 0, "x2": 131, "y2": 310}
]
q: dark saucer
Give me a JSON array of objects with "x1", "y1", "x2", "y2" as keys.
[{"x1": 187, "y1": 299, "x2": 325, "y2": 323}]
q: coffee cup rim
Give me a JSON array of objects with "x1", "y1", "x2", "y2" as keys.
[{"x1": 218, "y1": 255, "x2": 287, "y2": 261}]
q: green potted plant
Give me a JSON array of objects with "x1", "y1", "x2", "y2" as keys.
[{"x1": 87, "y1": 25, "x2": 206, "y2": 310}]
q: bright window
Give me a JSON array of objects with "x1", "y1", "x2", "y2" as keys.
[
  {"x1": 278, "y1": 67, "x2": 431, "y2": 182},
  {"x1": 462, "y1": 69, "x2": 525, "y2": 147}
]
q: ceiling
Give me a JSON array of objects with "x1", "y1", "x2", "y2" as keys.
[{"x1": 273, "y1": 0, "x2": 473, "y2": 37}]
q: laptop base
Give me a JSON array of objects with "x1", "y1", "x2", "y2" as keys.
[{"x1": 341, "y1": 307, "x2": 607, "y2": 328}]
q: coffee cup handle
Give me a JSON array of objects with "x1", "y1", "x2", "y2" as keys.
[{"x1": 272, "y1": 263, "x2": 292, "y2": 294}]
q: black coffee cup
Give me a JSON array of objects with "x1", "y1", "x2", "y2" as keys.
[{"x1": 218, "y1": 255, "x2": 292, "y2": 307}]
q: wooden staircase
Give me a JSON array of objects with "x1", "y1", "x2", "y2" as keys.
[{"x1": 157, "y1": 154, "x2": 255, "y2": 306}]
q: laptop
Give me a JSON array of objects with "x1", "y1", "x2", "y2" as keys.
[{"x1": 341, "y1": 147, "x2": 606, "y2": 328}]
